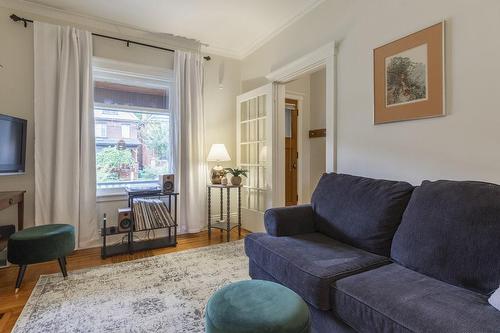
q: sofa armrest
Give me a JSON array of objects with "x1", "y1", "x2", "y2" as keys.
[{"x1": 264, "y1": 204, "x2": 315, "y2": 237}]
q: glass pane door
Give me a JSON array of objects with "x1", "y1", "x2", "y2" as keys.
[{"x1": 237, "y1": 84, "x2": 274, "y2": 232}]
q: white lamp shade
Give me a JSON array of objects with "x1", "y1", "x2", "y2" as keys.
[{"x1": 207, "y1": 144, "x2": 231, "y2": 162}]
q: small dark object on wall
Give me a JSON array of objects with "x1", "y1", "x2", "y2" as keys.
[{"x1": 309, "y1": 128, "x2": 326, "y2": 138}]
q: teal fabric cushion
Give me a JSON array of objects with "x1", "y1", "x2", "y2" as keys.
[
  {"x1": 206, "y1": 280, "x2": 310, "y2": 333},
  {"x1": 8, "y1": 224, "x2": 75, "y2": 264}
]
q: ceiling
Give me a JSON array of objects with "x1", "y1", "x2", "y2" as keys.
[{"x1": 23, "y1": 0, "x2": 324, "y2": 59}]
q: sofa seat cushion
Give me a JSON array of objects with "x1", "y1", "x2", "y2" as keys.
[
  {"x1": 311, "y1": 173, "x2": 414, "y2": 256},
  {"x1": 391, "y1": 180, "x2": 500, "y2": 295},
  {"x1": 244, "y1": 232, "x2": 389, "y2": 310},
  {"x1": 331, "y1": 263, "x2": 500, "y2": 333},
  {"x1": 249, "y1": 261, "x2": 357, "y2": 333}
]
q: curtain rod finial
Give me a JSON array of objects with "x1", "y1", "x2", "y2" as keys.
[{"x1": 10, "y1": 14, "x2": 31, "y2": 27}]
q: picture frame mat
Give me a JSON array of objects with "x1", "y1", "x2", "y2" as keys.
[{"x1": 373, "y1": 21, "x2": 445, "y2": 124}]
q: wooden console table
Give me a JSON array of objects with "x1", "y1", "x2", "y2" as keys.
[{"x1": 0, "y1": 191, "x2": 25, "y2": 230}]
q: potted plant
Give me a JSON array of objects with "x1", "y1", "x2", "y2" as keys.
[{"x1": 224, "y1": 168, "x2": 248, "y2": 186}]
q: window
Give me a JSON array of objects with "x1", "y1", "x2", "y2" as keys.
[
  {"x1": 95, "y1": 123, "x2": 107, "y2": 138},
  {"x1": 93, "y1": 58, "x2": 174, "y2": 192},
  {"x1": 121, "y1": 125, "x2": 130, "y2": 138}
]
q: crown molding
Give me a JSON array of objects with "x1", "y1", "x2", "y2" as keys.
[
  {"x1": 201, "y1": 44, "x2": 243, "y2": 60},
  {"x1": 0, "y1": 0, "x2": 200, "y2": 52},
  {"x1": 266, "y1": 41, "x2": 335, "y2": 82},
  {"x1": 239, "y1": 0, "x2": 325, "y2": 59},
  {"x1": 2, "y1": 0, "x2": 325, "y2": 60},
  {"x1": 204, "y1": 0, "x2": 325, "y2": 60}
]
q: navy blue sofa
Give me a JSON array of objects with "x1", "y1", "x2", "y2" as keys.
[{"x1": 245, "y1": 173, "x2": 500, "y2": 333}]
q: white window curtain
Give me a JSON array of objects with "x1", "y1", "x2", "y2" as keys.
[
  {"x1": 174, "y1": 51, "x2": 206, "y2": 233},
  {"x1": 34, "y1": 22, "x2": 97, "y2": 248}
]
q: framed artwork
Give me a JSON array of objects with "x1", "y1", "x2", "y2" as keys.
[{"x1": 374, "y1": 22, "x2": 445, "y2": 124}]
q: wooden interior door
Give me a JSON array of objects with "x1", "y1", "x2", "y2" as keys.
[{"x1": 285, "y1": 99, "x2": 298, "y2": 206}]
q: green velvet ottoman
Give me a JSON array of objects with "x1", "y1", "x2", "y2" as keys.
[
  {"x1": 7, "y1": 224, "x2": 75, "y2": 292},
  {"x1": 205, "y1": 280, "x2": 310, "y2": 333}
]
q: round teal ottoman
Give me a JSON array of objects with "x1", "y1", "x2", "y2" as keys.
[
  {"x1": 205, "y1": 280, "x2": 310, "y2": 333},
  {"x1": 8, "y1": 224, "x2": 75, "y2": 292}
]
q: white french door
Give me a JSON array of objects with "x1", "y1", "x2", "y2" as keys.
[{"x1": 237, "y1": 83, "x2": 285, "y2": 232}]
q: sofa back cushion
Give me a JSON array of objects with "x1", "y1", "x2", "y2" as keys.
[
  {"x1": 391, "y1": 180, "x2": 500, "y2": 295},
  {"x1": 311, "y1": 173, "x2": 414, "y2": 256}
]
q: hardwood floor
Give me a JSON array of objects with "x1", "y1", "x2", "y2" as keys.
[{"x1": 0, "y1": 228, "x2": 250, "y2": 333}]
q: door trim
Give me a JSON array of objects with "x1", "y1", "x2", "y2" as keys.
[
  {"x1": 285, "y1": 91, "x2": 308, "y2": 204},
  {"x1": 284, "y1": 98, "x2": 299, "y2": 206},
  {"x1": 266, "y1": 41, "x2": 336, "y2": 173}
]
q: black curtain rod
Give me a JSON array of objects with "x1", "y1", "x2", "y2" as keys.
[{"x1": 9, "y1": 14, "x2": 211, "y2": 61}]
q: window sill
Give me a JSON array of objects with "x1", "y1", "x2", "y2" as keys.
[
  {"x1": 96, "y1": 181, "x2": 161, "y2": 203},
  {"x1": 96, "y1": 191, "x2": 128, "y2": 203}
]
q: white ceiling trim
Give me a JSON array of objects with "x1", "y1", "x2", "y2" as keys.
[
  {"x1": 2, "y1": 0, "x2": 326, "y2": 60},
  {"x1": 0, "y1": 0, "x2": 201, "y2": 52},
  {"x1": 201, "y1": 44, "x2": 244, "y2": 60},
  {"x1": 203, "y1": 0, "x2": 325, "y2": 59},
  {"x1": 238, "y1": 0, "x2": 325, "y2": 59}
]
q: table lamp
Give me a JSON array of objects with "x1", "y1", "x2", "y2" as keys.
[{"x1": 207, "y1": 144, "x2": 231, "y2": 184}]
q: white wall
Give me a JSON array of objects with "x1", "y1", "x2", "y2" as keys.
[
  {"x1": 0, "y1": 6, "x2": 34, "y2": 229},
  {"x1": 242, "y1": 0, "x2": 500, "y2": 185},
  {"x1": 204, "y1": 55, "x2": 241, "y2": 219},
  {"x1": 309, "y1": 69, "x2": 326, "y2": 191},
  {"x1": 0, "y1": 3, "x2": 241, "y2": 247},
  {"x1": 204, "y1": 57, "x2": 241, "y2": 170}
]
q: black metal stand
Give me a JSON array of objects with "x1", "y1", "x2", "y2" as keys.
[
  {"x1": 101, "y1": 191, "x2": 179, "y2": 259},
  {"x1": 207, "y1": 184, "x2": 242, "y2": 241}
]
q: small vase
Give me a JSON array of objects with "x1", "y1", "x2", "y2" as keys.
[
  {"x1": 221, "y1": 176, "x2": 228, "y2": 185},
  {"x1": 210, "y1": 167, "x2": 225, "y2": 184},
  {"x1": 231, "y1": 176, "x2": 242, "y2": 186}
]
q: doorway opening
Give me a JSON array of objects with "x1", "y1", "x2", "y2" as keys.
[
  {"x1": 284, "y1": 67, "x2": 327, "y2": 204},
  {"x1": 236, "y1": 42, "x2": 335, "y2": 231},
  {"x1": 285, "y1": 98, "x2": 298, "y2": 206}
]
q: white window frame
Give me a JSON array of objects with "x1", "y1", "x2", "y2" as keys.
[
  {"x1": 121, "y1": 124, "x2": 131, "y2": 139},
  {"x1": 95, "y1": 123, "x2": 107, "y2": 138},
  {"x1": 93, "y1": 57, "x2": 175, "y2": 197}
]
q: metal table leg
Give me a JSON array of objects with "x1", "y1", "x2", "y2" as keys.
[
  {"x1": 208, "y1": 187, "x2": 212, "y2": 239},
  {"x1": 238, "y1": 186, "x2": 241, "y2": 238},
  {"x1": 227, "y1": 187, "x2": 231, "y2": 242}
]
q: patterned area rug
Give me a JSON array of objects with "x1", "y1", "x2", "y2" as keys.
[{"x1": 13, "y1": 240, "x2": 249, "y2": 333}]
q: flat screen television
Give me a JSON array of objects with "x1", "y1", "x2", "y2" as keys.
[{"x1": 0, "y1": 114, "x2": 27, "y2": 175}]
